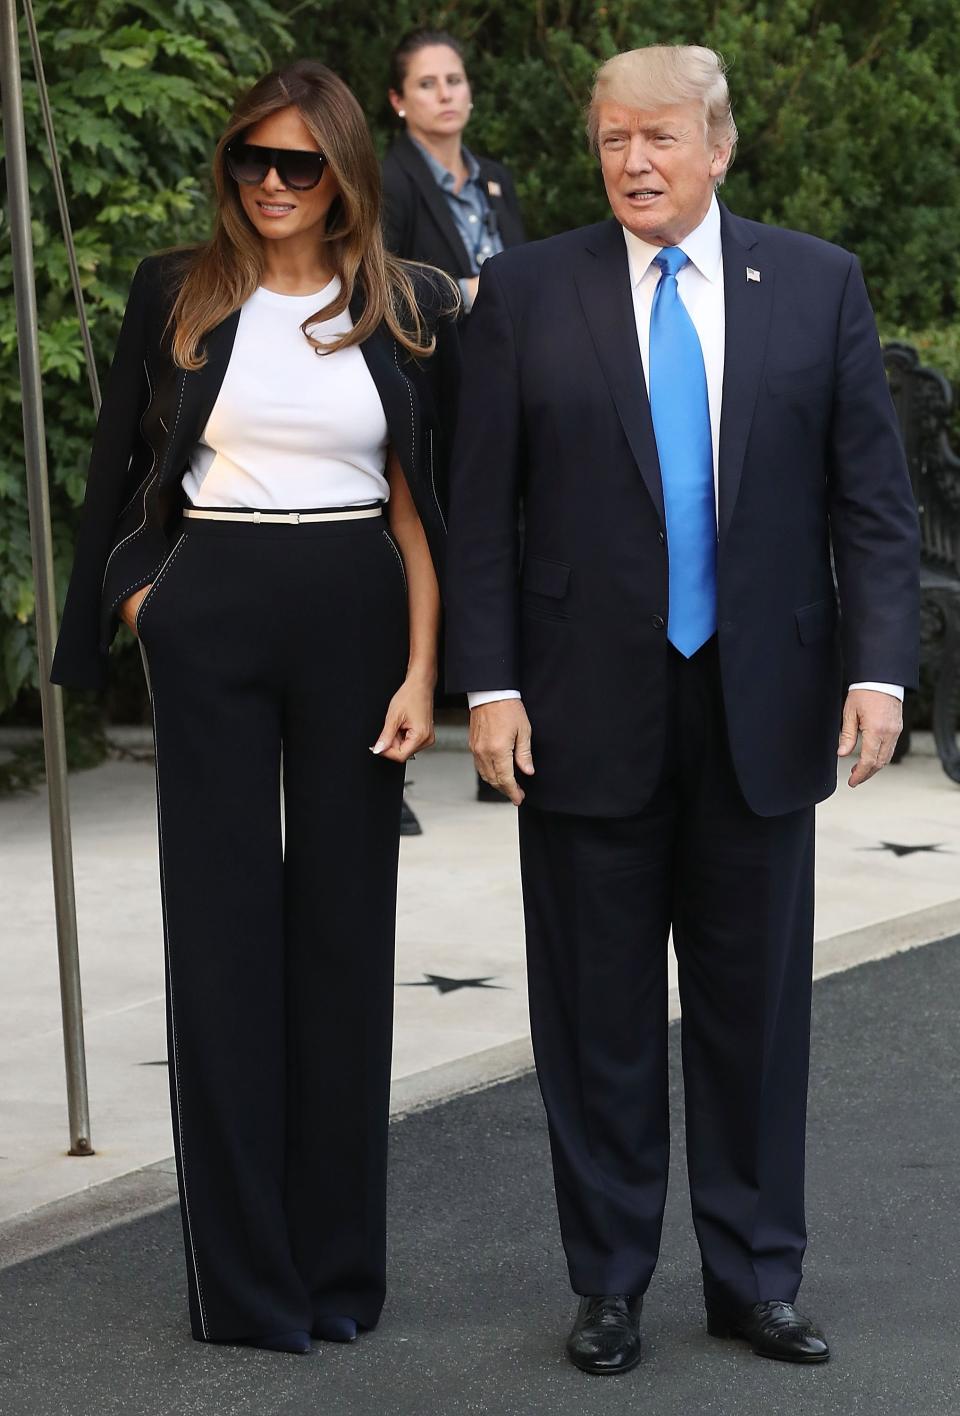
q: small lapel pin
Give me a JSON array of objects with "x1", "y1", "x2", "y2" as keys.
[
  {"x1": 746, "y1": 267, "x2": 761, "y2": 283},
  {"x1": 487, "y1": 179, "x2": 502, "y2": 197}
]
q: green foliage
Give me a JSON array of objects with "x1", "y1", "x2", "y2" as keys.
[
  {"x1": 0, "y1": 0, "x2": 290, "y2": 718},
  {"x1": 294, "y1": 0, "x2": 960, "y2": 328},
  {"x1": 2, "y1": 0, "x2": 958, "y2": 734},
  {"x1": 0, "y1": 693, "x2": 107, "y2": 795}
]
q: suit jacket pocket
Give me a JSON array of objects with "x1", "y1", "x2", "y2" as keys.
[
  {"x1": 795, "y1": 598, "x2": 837, "y2": 645},
  {"x1": 134, "y1": 533, "x2": 189, "y2": 640},
  {"x1": 521, "y1": 556, "x2": 571, "y2": 621}
]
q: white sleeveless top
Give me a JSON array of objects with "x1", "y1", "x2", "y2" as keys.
[{"x1": 182, "y1": 276, "x2": 390, "y2": 509}]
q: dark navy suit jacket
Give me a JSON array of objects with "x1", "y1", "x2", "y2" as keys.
[{"x1": 445, "y1": 204, "x2": 920, "y2": 818}]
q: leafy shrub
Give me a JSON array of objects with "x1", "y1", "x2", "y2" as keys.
[
  {"x1": 2, "y1": 0, "x2": 958, "y2": 729},
  {"x1": 0, "y1": 0, "x2": 289, "y2": 718}
]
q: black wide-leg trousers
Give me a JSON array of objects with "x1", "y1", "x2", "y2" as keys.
[
  {"x1": 139, "y1": 513, "x2": 408, "y2": 1342},
  {"x1": 519, "y1": 638, "x2": 816, "y2": 1312}
]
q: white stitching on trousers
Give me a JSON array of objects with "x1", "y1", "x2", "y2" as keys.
[{"x1": 150, "y1": 680, "x2": 210, "y2": 1338}]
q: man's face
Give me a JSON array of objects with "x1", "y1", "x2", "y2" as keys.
[{"x1": 596, "y1": 99, "x2": 730, "y2": 247}]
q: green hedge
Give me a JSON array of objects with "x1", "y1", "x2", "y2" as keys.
[{"x1": 2, "y1": 0, "x2": 958, "y2": 725}]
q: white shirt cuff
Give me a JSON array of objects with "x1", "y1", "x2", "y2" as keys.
[
  {"x1": 467, "y1": 690, "x2": 522, "y2": 709},
  {"x1": 849, "y1": 682, "x2": 904, "y2": 701}
]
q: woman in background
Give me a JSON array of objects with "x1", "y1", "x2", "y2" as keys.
[
  {"x1": 382, "y1": 28, "x2": 524, "y2": 314},
  {"x1": 52, "y1": 60, "x2": 457, "y2": 1354},
  {"x1": 383, "y1": 27, "x2": 524, "y2": 803}
]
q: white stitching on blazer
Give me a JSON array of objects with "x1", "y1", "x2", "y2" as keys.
[
  {"x1": 392, "y1": 339, "x2": 417, "y2": 465},
  {"x1": 115, "y1": 359, "x2": 156, "y2": 521},
  {"x1": 382, "y1": 527, "x2": 408, "y2": 593},
  {"x1": 428, "y1": 427, "x2": 446, "y2": 533},
  {"x1": 133, "y1": 532, "x2": 187, "y2": 635},
  {"x1": 106, "y1": 369, "x2": 187, "y2": 610}
]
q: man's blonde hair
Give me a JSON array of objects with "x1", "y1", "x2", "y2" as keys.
[{"x1": 587, "y1": 45, "x2": 738, "y2": 181}]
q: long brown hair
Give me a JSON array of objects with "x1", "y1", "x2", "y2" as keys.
[{"x1": 170, "y1": 60, "x2": 456, "y2": 369}]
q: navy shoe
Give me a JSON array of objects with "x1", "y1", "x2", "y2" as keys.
[
  {"x1": 247, "y1": 1329, "x2": 312, "y2": 1354},
  {"x1": 313, "y1": 1315, "x2": 359, "y2": 1343}
]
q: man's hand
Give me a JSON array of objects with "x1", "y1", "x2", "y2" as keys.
[
  {"x1": 470, "y1": 699, "x2": 534, "y2": 805},
  {"x1": 837, "y1": 688, "x2": 903, "y2": 788}
]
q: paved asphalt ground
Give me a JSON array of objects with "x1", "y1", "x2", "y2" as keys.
[{"x1": 1, "y1": 937, "x2": 958, "y2": 1416}]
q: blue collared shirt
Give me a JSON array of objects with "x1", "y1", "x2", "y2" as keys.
[{"x1": 411, "y1": 138, "x2": 504, "y2": 298}]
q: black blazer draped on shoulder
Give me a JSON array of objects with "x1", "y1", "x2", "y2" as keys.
[
  {"x1": 381, "y1": 131, "x2": 525, "y2": 276},
  {"x1": 51, "y1": 252, "x2": 460, "y2": 691}
]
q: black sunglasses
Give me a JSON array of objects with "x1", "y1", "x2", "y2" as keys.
[{"x1": 225, "y1": 142, "x2": 327, "y2": 191}]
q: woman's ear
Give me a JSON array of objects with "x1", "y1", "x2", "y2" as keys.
[{"x1": 388, "y1": 89, "x2": 406, "y2": 120}]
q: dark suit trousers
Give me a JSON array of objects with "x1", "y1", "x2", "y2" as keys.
[
  {"x1": 140, "y1": 514, "x2": 408, "y2": 1341},
  {"x1": 518, "y1": 639, "x2": 816, "y2": 1310}
]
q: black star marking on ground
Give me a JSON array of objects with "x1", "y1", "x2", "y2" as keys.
[
  {"x1": 867, "y1": 842, "x2": 947, "y2": 858},
  {"x1": 398, "y1": 974, "x2": 506, "y2": 995}
]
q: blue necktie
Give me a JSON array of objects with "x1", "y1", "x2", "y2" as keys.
[{"x1": 648, "y1": 247, "x2": 717, "y2": 658}]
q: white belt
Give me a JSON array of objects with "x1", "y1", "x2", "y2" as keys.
[{"x1": 183, "y1": 506, "x2": 382, "y2": 525}]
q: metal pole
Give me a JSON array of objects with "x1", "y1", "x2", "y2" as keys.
[
  {"x1": 0, "y1": 0, "x2": 93, "y2": 1156},
  {"x1": 23, "y1": 0, "x2": 100, "y2": 414}
]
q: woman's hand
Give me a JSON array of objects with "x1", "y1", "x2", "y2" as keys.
[
  {"x1": 119, "y1": 584, "x2": 152, "y2": 637},
  {"x1": 371, "y1": 672, "x2": 436, "y2": 764}
]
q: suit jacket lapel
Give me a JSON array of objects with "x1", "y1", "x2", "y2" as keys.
[
  {"x1": 718, "y1": 205, "x2": 774, "y2": 542},
  {"x1": 159, "y1": 307, "x2": 241, "y2": 486},
  {"x1": 397, "y1": 134, "x2": 473, "y2": 273},
  {"x1": 476, "y1": 157, "x2": 525, "y2": 248},
  {"x1": 574, "y1": 220, "x2": 665, "y2": 526},
  {"x1": 351, "y1": 287, "x2": 416, "y2": 477}
]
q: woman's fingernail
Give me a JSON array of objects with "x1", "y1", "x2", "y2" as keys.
[{"x1": 371, "y1": 743, "x2": 384, "y2": 755}]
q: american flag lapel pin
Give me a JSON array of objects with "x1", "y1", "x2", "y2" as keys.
[
  {"x1": 487, "y1": 179, "x2": 502, "y2": 197},
  {"x1": 746, "y1": 267, "x2": 761, "y2": 283}
]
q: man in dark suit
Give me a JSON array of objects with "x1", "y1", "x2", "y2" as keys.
[{"x1": 445, "y1": 44, "x2": 919, "y2": 1374}]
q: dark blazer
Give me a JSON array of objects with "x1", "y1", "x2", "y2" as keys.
[
  {"x1": 382, "y1": 132, "x2": 525, "y2": 277},
  {"x1": 445, "y1": 204, "x2": 920, "y2": 819},
  {"x1": 51, "y1": 252, "x2": 459, "y2": 692}
]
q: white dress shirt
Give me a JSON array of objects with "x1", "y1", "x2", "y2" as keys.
[{"x1": 468, "y1": 196, "x2": 901, "y2": 706}]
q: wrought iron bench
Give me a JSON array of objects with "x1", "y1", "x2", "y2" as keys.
[{"x1": 883, "y1": 342, "x2": 960, "y2": 782}]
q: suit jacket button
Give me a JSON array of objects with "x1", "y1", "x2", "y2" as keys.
[
  {"x1": 657, "y1": 530, "x2": 665, "y2": 544},
  {"x1": 652, "y1": 614, "x2": 665, "y2": 629}
]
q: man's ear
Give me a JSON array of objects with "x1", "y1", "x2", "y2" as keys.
[{"x1": 710, "y1": 141, "x2": 732, "y2": 181}]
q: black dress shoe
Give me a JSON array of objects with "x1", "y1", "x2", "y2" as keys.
[
  {"x1": 706, "y1": 1299, "x2": 829, "y2": 1363},
  {"x1": 566, "y1": 1295, "x2": 643, "y2": 1375},
  {"x1": 476, "y1": 774, "x2": 508, "y2": 803}
]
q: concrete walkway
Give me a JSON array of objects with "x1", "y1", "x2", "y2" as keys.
[
  {"x1": 0, "y1": 938, "x2": 957, "y2": 1416},
  {"x1": 1, "y1": 727, "x2": 959, "y2": 1227}
]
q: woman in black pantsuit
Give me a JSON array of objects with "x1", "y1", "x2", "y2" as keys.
[{"x1": 52, "y1": 60, "x2": 458, "y2": 1353}]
